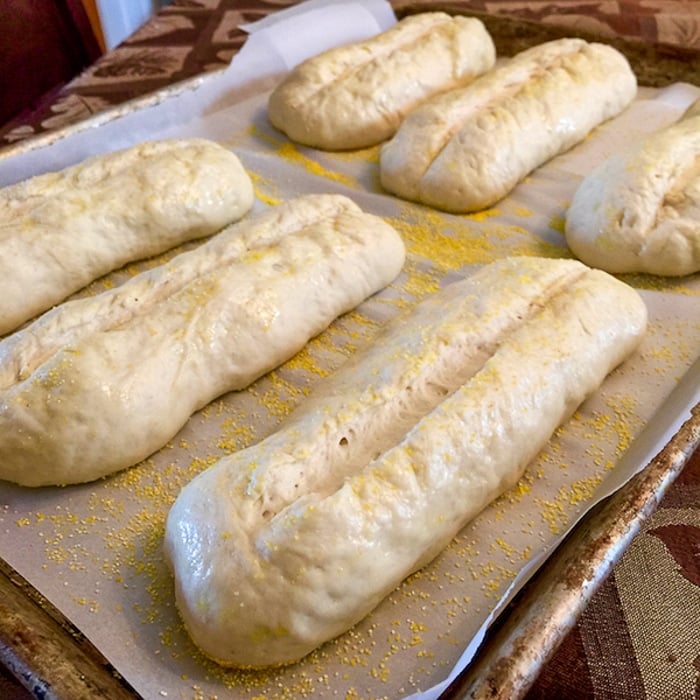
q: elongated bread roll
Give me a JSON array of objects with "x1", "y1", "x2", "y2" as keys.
[
  {"x1": 164, "y1": 256, "x2": 647, "y2": 669},
  {"x1": 267, "y1": 13, "x2": 496, "y2": 150},
  {"x1": 565, "y1": 97, "x2": 700, "y2": 276},
  {"x1": 380, "y1": 38, "x2": 637, "y2": 213},
  {"x1": 0, "y1": 138, "x2": 254, "y2": 336},
  {"x1": 0, "y1": 194, "x2": 404, "y2": 487}
]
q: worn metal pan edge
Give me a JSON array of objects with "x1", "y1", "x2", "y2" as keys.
[{"x1": 442, "y1": 357, "x2": 700, "y2": 699}]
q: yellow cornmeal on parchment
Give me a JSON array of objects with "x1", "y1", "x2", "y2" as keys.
[
  {"x1": 4, "y1": 101, "x2": 699, "y2": 700},
  {"x1": 7, "y1": 274, "x2": 658, "y2": 700}
]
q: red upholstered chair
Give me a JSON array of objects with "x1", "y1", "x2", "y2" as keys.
[{"x1": 0, "y1": 0, "x2": 102, "y2": 128}]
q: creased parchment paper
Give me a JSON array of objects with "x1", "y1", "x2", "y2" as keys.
[{"x1": 0, "y1": 3, "x2": 699, "y2": 698}]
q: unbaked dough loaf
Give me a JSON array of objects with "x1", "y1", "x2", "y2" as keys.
[
  {"x1": 380, "y1": 38, "x2": 637, "y2": 213},
  {"x1": 164, "y1": 256, "x2": 647, "y2": 669},
  {"x1": 267, "y1": 12, "x2": 496, "y2": 150},
  {"x1": 0, "y1": 139, "x2": 254, "y2": 336},
  {"x1": 0, "y1": 194, "x2": 405, "y2": 487},
  {"x1": 565, "y1": 97, "x2": 700, "y2": 276}
]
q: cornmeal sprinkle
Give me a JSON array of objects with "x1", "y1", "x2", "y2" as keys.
[
  {"x1": 548, "y1": 214, "x2": 566, "y2": 233},
  {"x1": 3, "y1": 114, "x2": 696, "y2": 700},
  {"x1": 619, "y1": 272, "x2": 700, "y2": 295}
]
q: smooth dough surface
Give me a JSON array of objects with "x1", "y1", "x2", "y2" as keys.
[
  {"x1": 565, "y1": 97, "x2": 700, "y2": 276},
  {"x1": 164, "y1": 256, "x2": 647, "y2": 669},
  {"x1": 267, "y1": 12, "x2": 495, "y2": 150},
  {"x1": 0, "y1": 138, "x2": 254, "y2": 336},
  {"x1": 380, "y1": 38, "x2": 637, "y2": 213},
  {"x1": 0, "y1": 194, "x2": 405, "y2": 487}
]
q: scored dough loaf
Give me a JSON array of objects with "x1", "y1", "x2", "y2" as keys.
[
  {"x1": 380, "y1": 38, "x2": 637, "y2": 213},
  {"x1": 0, "y1": 138, "x2": 254, "y2": 336},
  {"x1": 565, "y1": 97, "x2": 700, "y2": 276},
  {"x1": 267, "y1": 12, "x2": 496, "y2": 150},
  {"x1": 164, "y1": 256, "x2": 647, "y2": 669},
  {"x1": 0, "y1": 194, "x2": 405, "y2": 487}
]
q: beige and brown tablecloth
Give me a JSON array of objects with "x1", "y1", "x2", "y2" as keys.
[
  {"x1": 1, "y1": 0, "x2": 699, "y2": 148},
  {"x1": 1, "y1": 2, "x2": 698, "y2": 698},
  {"x1": 526, "y1": 447, "x2": 700, "y2": 700}
]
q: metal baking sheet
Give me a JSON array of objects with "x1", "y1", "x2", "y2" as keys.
[{"x1": 0, "y1": 4, "x2": 699, "y2": 699}]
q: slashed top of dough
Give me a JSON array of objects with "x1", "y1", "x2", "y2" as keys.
[
  {"x1": 0, "y1": 139, "x2": 254, "y2": 335},
  {"x1": 164, "y1": 256, "x2": 646, "y2": 668},
  {"x1": 379, "y1": 38, "x2": 637, "y2": 213},
  {"x1": 565, "y1": 100, "x2": 700, "y2": 276},
  {"x1": 0, "y1": 194, "x2": 407, "y2": 487},
  {"x1": 267, "y1": 12, "x2": 496, "y2": 149}
]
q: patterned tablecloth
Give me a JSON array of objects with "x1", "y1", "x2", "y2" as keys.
[
  {"x1": 1, "y1": 0, "x2": 699, "y2": 147},
  {"x1": 1, "y1": 2, "x2": 699, "y2": 698}
]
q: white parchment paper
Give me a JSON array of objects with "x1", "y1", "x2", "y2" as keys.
[{"x1": 0, "y1": 3, "x2": 699, "y2": 698}]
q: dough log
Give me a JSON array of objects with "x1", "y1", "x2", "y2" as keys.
[
  {"x1": 380, "y1": 38, "x2": 637, "y2": 213},
  {"x1": 267, "y1": 12, "x2": 495, "y2": 150},
  {"x1": 164, "y1": 256, "x2": 647, "y2": 669},
  {"x1": 565, "y1": 97, "x2": 700, "y2": 276},
  {"x1": 0, "y1": 194, "x2": 405, "y2": 487},
  {"x1": 0, "y1": 138, "x2": 254, "y2": 336}
]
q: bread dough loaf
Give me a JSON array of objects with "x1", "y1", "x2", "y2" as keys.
[
  {"x1": 0, "y1": 194, "x2": 405, "y2": 487},
  {"x1": 164, "y1": 256, "x2": 647, "y2": 669},
  {"x1": 267, "y1": 13, "x2": 495, "y2": 150},
  {"x1": 0, "y1": 139, "x2": 254, "y2": 336},
  {"x1": 380, "y1": 38, "x2": 637, "y2": 213},
  {"x1": 565, "y1": 97, "x2": 700, "y2": 276}
]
